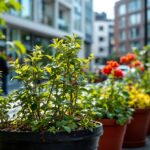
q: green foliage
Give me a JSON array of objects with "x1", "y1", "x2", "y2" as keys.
[
  {"x1": 2, "y1": 35, "x2": 96, "y2": 133},
  {"x1": 8, "y1": 40, "x2": 26, "y2": 56},
  {"x1": 0, "y1": 0, "x2": 26, "y2": 55},
  {"x1": 132, "y1": 46, "x2": 150, "y2": 94},
  {"x1": 133, "y1": 46, "x2": 150, "y2": 70},
  {"x1": 0, "y1": 0, "x2": 21, "y2": 37},
  {"x1": 82, "y1": 80, "x2": 133, "y2": 125},
  {"x1": 139, "y1": 69, "x2": 150, "y2": 94}
]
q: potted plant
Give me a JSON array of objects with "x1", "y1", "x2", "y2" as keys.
[
  {"x1": 82, "y1": 60, "x2": 133, "y2": 150},
  {"x1": 0, "y1": 35, "x2": 103, "y2": 150},
  {"x1": 120, "y1": 52, "x2": 150, "y2": 147},
  {"x1": 123, "y1": 85, "x2": 150, "y2": 148}
]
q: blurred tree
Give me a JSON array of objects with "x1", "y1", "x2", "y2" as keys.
[{"x1": 0, "y1": 0, "x2": 26, "y2": 55}]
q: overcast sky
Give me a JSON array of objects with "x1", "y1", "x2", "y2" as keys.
[{"x1": 93, "y1": 0, "x2": 119, "y2": 19}]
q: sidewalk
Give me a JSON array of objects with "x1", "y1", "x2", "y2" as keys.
[
  {"x1": 8, "y1": 79, "x2": 21, "y2": 93},
  {"x1": 123, "y1": 136, "x2": 150, "y2": 150}
]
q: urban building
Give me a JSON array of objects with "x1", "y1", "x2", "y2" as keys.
[
  {"x1": 92, "y1": 12, "x2": 114, "y2": 69},
  {"x1": 114, "y1": 0, "x2": 150, "y2": 55},
  {"x1": 1, "y1": 0, "x2": 93, "y2": 58}
]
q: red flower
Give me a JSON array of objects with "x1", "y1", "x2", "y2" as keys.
[
  {"x1": 113, "y1": 69, "x2": 124, "y2": 78},
  {"x1": 140, "y1": 66, "x2": 145, "y2": 71},
  {"x1": 133, "y1": 60, "x2": 141, "y2": 67},
  {"x1": 101, "y1": 65, "x2": 112, "y2": 75},
  {"x1": 120, "y1": 56, "x2": 129, "y2": 64},
  {"x1": 126, "y1": 53, "x2": 136, "y2": 62},
  {"x1": 107, "y1": 61, "x2": 119, "y2": 68}
]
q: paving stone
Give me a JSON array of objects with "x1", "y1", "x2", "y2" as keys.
[{"x1": 123, "y1": 136, "x2": 150, "y2": 150}]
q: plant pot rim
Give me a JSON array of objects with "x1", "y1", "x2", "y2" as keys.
[
  {"x1": 134, "y1": 108, "x2": 150, "y2": 114},
  {"x1": 97, "y1": 119, "x2": 129, "y2": 126},
  {"x1": 0, "y1": 122, "x2": 103, "y2": 143}
]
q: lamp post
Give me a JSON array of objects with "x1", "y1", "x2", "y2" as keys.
[
  {"x1": 144, "y1": 0, "x2": 148, "y2": 46},
  {"x1": 144, "y1": 0, "x2": 149, "y2": 70}
]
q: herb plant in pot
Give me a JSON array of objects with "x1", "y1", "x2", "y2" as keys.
[
  {"x1": 0, "y1": 35, "x2": 103, "y2": 150},
  {"x1": 83, "y1": 61, "x2": 133, "y2": 150}
]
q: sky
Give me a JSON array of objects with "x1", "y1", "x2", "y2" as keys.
[{"x1": 93, "y1": 0, "x2": 119, "y2": 19}]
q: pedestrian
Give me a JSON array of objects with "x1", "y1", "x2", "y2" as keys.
[{"x1": 0, "y1": 49, "x2": 9, "y2": 95}]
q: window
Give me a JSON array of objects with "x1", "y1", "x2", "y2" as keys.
[
  {"x1": 148, "y1": 10, "x2": 150, "y2": 21},
  {"x1": 128, "y1": 0, "x2": 141, "y2": 13},
  {"x1": 130, "y1": 41, "x2": 140, "y2": 49},
  {"x1": 129, "y1": 13, "x2": 141, "y2": 25},
  {"x1": 118, "y1": 4, "x2": 126, "y2": 16},
  {"x1": 119, "y1": 44, "x2": 126, "y2": 52},
  {"x1": 148, "y1": 24, "x2": 150, "y2": 37},
  {"x1": 74, "y1": 5, "x2": 82, "y2": 31},
  {"x1": 109, "y1": 25, "x2": 113, "y2": 29},
  {"x1": 99, "y1": 37, "x2": 104, "y2": 42},
  {"x1": 129, "y1": 27, "x2": 140, "y2": 39},
  {"x1": 99, "y1": 47, "x2": 104, "y2": 52},
  {"x1": 21, "y1": 32, "x2": 32, "y2": 51},
  {"x1": 74, "y1": 14, "x2": 82, "y2": 31},
  {"x1": 59, "y1": 10, "x2": 63, "y2": 19},
  {"x1": 42, "y1": 0, "x2": 54, "y2": 26},
  {"x1": 99, "y1": 26, "x2": 104, "y2": 31},
  {"x1": 148, "y1": 0, "x2": 150, "y2": 7},
  {"x1": 19, "y1": 0, "x2": 33, "y2": 20},
  {"x1": 119, "y1": 17, "x2": 126, "y2": 28},
  {"x1": 120, "y1": 30, "x2": 126, "y2": 41}
]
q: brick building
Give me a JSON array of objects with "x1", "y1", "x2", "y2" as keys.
[{"x1": 114, "y1": 0, "x2": 150, "y2": 55}]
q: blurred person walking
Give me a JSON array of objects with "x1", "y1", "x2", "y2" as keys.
[{"x1": 0, "y1": 49, "x2": 9, "y2": 95}]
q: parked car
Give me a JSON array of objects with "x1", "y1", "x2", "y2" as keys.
[{"x1": 118, "y1": 65, "x2": 130, "y2": 76}]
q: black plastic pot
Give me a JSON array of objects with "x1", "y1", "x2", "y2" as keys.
[{"x1": 0, "y1": 123, "x2": 103, "y2": 150}]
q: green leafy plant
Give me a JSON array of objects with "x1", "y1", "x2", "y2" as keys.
[{"x1": 0, "y1": 35, "x2": 96, "y2": 133}]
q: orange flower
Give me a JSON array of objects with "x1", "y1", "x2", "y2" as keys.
[
  {"x1": 120, "y1": 56, "x2": 129, "y2": 64},
  {"x1": 133, "y1": 60, "x2": 141, "y2": 67},
  {"x1": 107, "y1": 61, "x2": 119, "y2": 68},
  {"x1": 126, "y1": 53, "x2": 136, "y2": 62}
]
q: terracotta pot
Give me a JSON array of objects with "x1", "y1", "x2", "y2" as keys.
[
  {"x1": 98, "y1": 119, "x2": 128, "y2": 150},
  {"x1": 148, "y1": 121, "x2": 150, "y2": 135},
  {"x1": 123, "y1": 108, "x2": 150, "y2": 148},
  {"x1": 147, "y1": 112, "x2": 150, "y2": 135}
]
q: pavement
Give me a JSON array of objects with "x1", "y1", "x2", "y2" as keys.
[
  {"x1": 8, "y1": 77, "x2": 21, "y2": 93},
  {"x1": 122, "y1": 136, "x2": 150, "y2": 150}
]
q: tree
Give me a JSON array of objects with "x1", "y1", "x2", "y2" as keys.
[{"x1": 0, "y1": 0, "x2": 26, "y2": 55}]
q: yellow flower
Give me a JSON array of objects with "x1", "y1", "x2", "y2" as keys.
[{"x1": 127, "y1": 86, "x2": 150, "y2": 108}]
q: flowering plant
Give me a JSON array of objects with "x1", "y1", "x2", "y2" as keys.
[
  {"x1": 120, "y1": 53, "x2": 144, "y2": 71},
  {"x1": 126, "y1": 85, "x2": 150, "y2": 109},
  {"x1": 120, "y1": 53, "x2": 144, "y2": 84},
  {"x1": 82, "y1": 61, "x2": 133, "y2": 125}
]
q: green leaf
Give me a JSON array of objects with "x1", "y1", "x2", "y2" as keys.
[
  {"x1": 63, "y1": 126, "x2": 71, "y2": 133},
  {"x1": 13, "y1": 40, "x2": 26, "y2": 55}
]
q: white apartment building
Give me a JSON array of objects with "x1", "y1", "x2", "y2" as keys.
[
  {"x1": 1, "y1": 0, "x2": 93, "y2": 58},
  {"x1": 92, "y1": 12, "x2": 114, "y2": 70}
]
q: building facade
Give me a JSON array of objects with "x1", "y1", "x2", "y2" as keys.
[
  {"x1": 92, "y1": 12, "x2": 114, "y2": 68},
  {"x1": 1, "y1": 0, "x2": 93, "y2": 58},
  {"x1": 114, "y1": 0, "x2": 150, "y2": 55}
]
